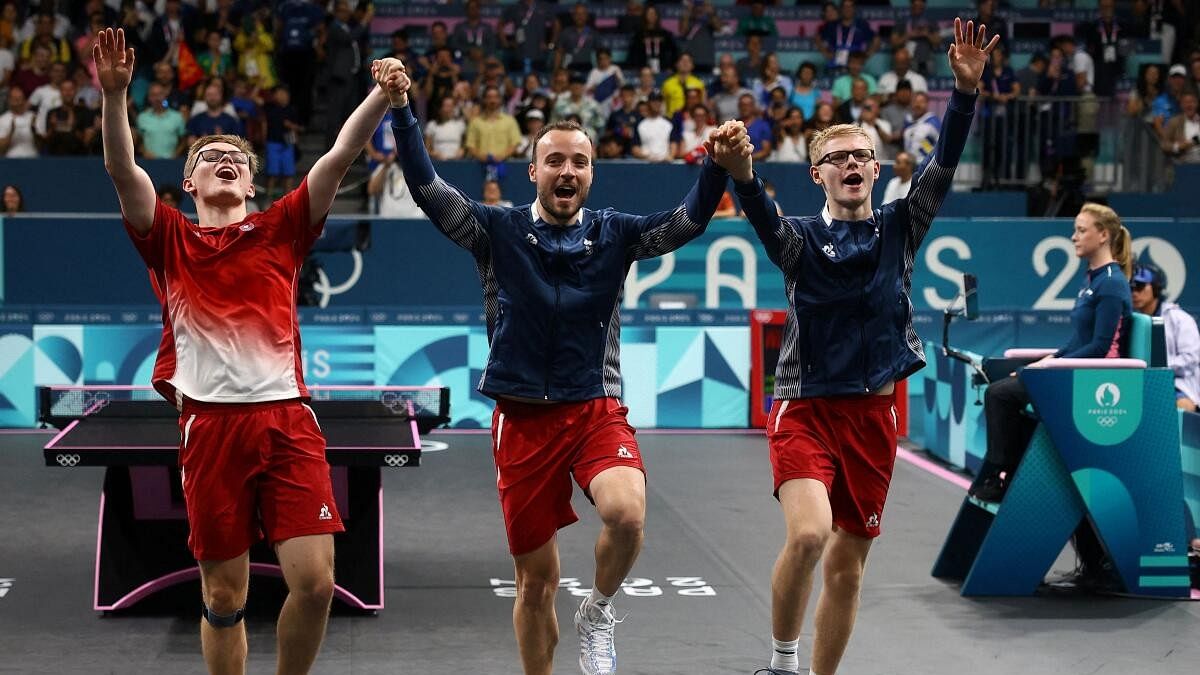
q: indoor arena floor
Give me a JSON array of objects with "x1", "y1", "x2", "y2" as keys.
[{"x1": 1, "y1": 430, "x2": 1198, "y2": 675}]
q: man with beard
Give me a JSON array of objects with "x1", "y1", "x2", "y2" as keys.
[
  {"x1": 378, "y1": 58, "x2": 751, "y2": 675},
  {"x1": 737, "y1": 18, "x2": 996, "y2": 675}
]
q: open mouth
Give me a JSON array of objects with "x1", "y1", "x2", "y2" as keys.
[
  {"x1": 553, "y1": 184, "x2": 577, "y2": 199},
  {"x1": 844, "y1": 173, "x2": 864, "y2": 187},
  {"x1": 216, "y1": 166, "x2": 238, "y2": 180}
]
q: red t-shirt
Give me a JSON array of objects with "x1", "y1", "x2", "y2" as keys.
[{"x1": 124, "y1": 178, "x2": 325, "y2": 405}]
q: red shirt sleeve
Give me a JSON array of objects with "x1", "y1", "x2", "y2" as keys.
[
  {"x1": 267, "y1": 176, "x2": 328, "y2": 255},
  {"x1": 123, "y1": 200, "x2": 185, "y2": 270}
]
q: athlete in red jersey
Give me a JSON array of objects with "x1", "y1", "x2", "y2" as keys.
[{"x1": 96, "y1": 28, "x2": 393, "y2": 674}]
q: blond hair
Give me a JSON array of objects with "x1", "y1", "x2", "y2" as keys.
[
  {"x1": 1079, "y1": 202, "x2": 1133, "y2": 279},
  {"x1": 183, "y1": 134, "x2": 260, "y2": 178},
  {"x1": 809, "y1": 124, "x2": 874, "y2": 164}
]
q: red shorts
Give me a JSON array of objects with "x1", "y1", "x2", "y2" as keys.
[
  {"x1": 766, "y1": 394, "x2": 899, "y2": 539},
  {"x1": 491, "y1": 397, "x2": 644, "y2": 556},
  {"x1": 178, "y1": 398, "x2": 344, "y2": 561}
]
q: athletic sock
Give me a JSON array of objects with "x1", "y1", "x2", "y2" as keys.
[
  {"x1": 584, "y1": 588, "x2": 614, "y2": 616},
  {"x1": 770, "y1": 637, "x2": 800, "y2": 672}
]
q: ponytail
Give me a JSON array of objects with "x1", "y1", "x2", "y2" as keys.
[{"x1": 1113, "y1": 225, "x2": 1133, "y2": 279}]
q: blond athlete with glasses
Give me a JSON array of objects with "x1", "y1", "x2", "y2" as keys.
[
  {"x1": 732, "y1": 19, "x2": 999, "y2": 675},
  {"x1": 95, "y1": 26, "x2": 398, "y2": 674}
]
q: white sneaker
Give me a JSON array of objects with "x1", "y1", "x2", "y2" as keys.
[{"x1": 574, "y1": 598, "x2": 621, "y2": 675}]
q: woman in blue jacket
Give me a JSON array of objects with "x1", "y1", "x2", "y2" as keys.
[{"x1": 972, "y1": 202, "x2": 1134, "y2": 502}]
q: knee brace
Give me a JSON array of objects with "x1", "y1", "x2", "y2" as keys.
[{"x1": 202, "y1": 603, "x2": 245, "y2": 628}]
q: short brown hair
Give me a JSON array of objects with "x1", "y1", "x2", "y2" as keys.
[
  {"x1": 809, "y1": 123, "x2": 874, "y2": 163},
  {"x1": 183, "y1": 134, "x2": 260, "y2": 177},
  {"x1": 530, "y1": 120, "x2": 594, "y2": 164}
]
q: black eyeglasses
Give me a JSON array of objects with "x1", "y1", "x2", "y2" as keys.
[
  {"x1": 815, "y1": 148, "x2": 875, "y2": 167},
  {"x1": 197, "y1": 149, "x2": 249, "y2": 165}
]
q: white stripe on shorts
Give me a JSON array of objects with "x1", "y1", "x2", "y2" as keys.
[
  {"x1": 494, "y1": 413, "x2": 506, "y2": 485},
  {"x1": 182, "y1": 413, "x2": 197, "y2": 448},
  {"x1": 301, "y1": 403, "x2": 322, "y2": 431},
  {"x1": 774, "y1": 399, "x2": 790, "y2": 433}
]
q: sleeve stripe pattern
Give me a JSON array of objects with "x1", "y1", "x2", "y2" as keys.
[
  {"x1": 778, "y1": 218, "x2": 805, "y2": 269},
  {"x1": 602, "y1": 292, "x2": 624, "y2": 398},
  {"x1": 417, "y1": 179, "x2": 489, "y2": 254},
  {"x1": 771, "y1": 276, "x2": 806, "y2": 399},
  {"x1": 905, "y1": 158, "x2": 954, "y2": 248},
  {"x1": 628, "y1": 205, "x2": 703, "y2": 261}
]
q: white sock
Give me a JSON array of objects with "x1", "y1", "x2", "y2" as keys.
[
  {"x1": 585, "y1": 588, "x2": 614, "y2": 611},
  {"x1": 770, "y1": 637, "x2": 800, "y2": 672}
]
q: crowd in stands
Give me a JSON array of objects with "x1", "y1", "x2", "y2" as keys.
[{"x1": 1, "y1": 0, "x2": 1200, "y2": 204}]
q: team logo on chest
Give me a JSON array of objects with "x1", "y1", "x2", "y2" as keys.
[
  {"x1": 526, "y1": 233, "x2": 539, "y2": 246},
  {"x1": 239, "y1": 222, "x2": 256, "y2": 232},
  {"x1": 583, "y1": 238, "x2": 594, "y2": 256},
  {"x1": 822, "y1": 242, "x2": 838, "y2": 259}
]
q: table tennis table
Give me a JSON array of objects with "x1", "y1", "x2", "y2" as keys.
[{"x1": 40, "y1": 385, "x2": 450, "y2": 612}]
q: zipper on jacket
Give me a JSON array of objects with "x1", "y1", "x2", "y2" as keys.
[{"x1": 545, "y1": 230, "x2": 563, "y2": 399}]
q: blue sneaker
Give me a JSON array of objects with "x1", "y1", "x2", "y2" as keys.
[{"x1": 575, "y1": 598, "x2": 621, "y2": 674}]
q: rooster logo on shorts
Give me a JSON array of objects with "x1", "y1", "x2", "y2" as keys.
[
  {"x1": 866, "y1": 513, "x2": 879, "y2": 529},
  {"x1": 319, "y1": 504, "x2": 333, "y2": 521}
]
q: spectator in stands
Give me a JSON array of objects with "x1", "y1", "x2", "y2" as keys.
[
  {"x1": 765, "y1": 86, "x2": 790, "y2": 129},
  {"x1": 1081, "y1": 0, "x2": 1125, "y2": 98},
  {"x1": 185, "y1": 80, "x2": 242, "y2": 144},
  {"x1": 677, "y1": 102, "x2": 717, "y2": 163},
  {"x1": 0, "y1": 86, "x2": 37, "y2": 157},
  {"x1": 835, "y1": 77, "x2": 869, "y2": 123},
  {"x1": 973, "y1": 0, "x2": 1007, "y2": 49},
  {"x1": 197, "y1": 29, "x2": 232, "y2": 79},
  {"x1": 156, "y1": 183, "x2": 183, "y2": 210},
  {"x1": 633, "y1": 65, "x2": 656, "y2": 104},
  {"x1": 881, "y1": 150, "x2": 915, "y2": 205},
  {"x1": 770, "y1": 106, "x2": 808, "y2": 163},
  {"x1": 878, "y1": 48, "x2": 928, "y2": 97},
  {"x1": 554, "y1": 72, "x2": 604, "y2": 139},
  {"x1": 626, "y1": 5, "x2": 676, "y2": 74},
  {"x1": 712, "y1": 64, "x2": 753, "y2": 123},
  {"x1": 465, "y1": 85, "x2": 522, "y2": 168},
  {"x1": 419, "y1": 21, "x2": 451, "y2": 76},
  {"x1": 1153, "y1": 64, "x2": 1189, "y2": 136},
  {"x1": 203, "y1": 0, "x2": 241, "y2": 43},
  {"x1": 606, "y1": 84, "x2": 641, "y2": 156},
  {"x1": 678, "y1": 1, "x2": 723, "y2": 74},
  {"x1": 1016, "y1": 52, "x2": 1047, "y2": 98},
  {"x1": 29, "y1": 60, "x2": 66, "y2": 136},
  {"x1": 476, "y1": 57, "x2": 515, "y2": 104},
  {"x1": 616, "y1": 0, "x2": 644, "y2": 36},
  {"x1": 425, "y1": 96, "x2": 467, "y2": 161},
  {"x1": 663, "y1": 52, "x2": 706, "y2": 118},
  {"x1": 670, "y1": 87, "x2": 705, "y2": 135},
  {"x1": 18, "y1": 12, "x2": 70, "y2": 64},
  {"x1": 1190, "y1": 56, "x2": 1200, "y2": 97},
  {"x1": 74, "y1": 12, "x2": 106, "y2": 86},
  {"x1": 228, "y1": 78, "x2": 262, "y2": 147},
  {"x1": 42, "y1": 80, "x2": 90, "y2": 156},
  {"x1": 1130, "y1": 263, "x2": 1200, "y2": 412},
  {"x1": 1127, "y1": 63, "x2": 1163, "y2": 121},
  {"x1": 855, "y1": 97, "x2": 892, "y2": 160},
  {"x1": 324, "y1": 0, "x2": 369, "y2": 149},
  {"x1": 832, "y1": 51, "x2": 877, "y2": 105},
  {"x1": 144, "y1": 0, "x2": 196, "y2": 68},
  {"x1": 10, "y1": 43, "x2": 50, "y2": 97},
  {"x1": 903, "y1": 91, "x2": 940, "y2": 164},
  {"x1": 586, "y1": 48, "x2": 623, "y2": 109},
  {"x1": 2, "y1": 183, "x2": 22, "y2": 213},
  {"x1": 0, "y1": 42, "x2": 14, "y2": 100},
  {"x1": 879, "y1": 80, "x2": 911, "y2": 156},
  {"x1": 0, "y1": 2, "x2": 17, "y2": 50},
  {"x1": 511, "y1": 72, "x2": 546, "y2": 119},
  {"x1": 369, "y1": 155, "x2": 425, "y2": 219},
  {"x1": 451, "y1": 0, "x2": 496, "y2": 81},
  {"x1": 817, "y1": 0, "x2": 880, "y2": 71},
  {"x1": 275, "y1": 0, "x2": 325, "y2": 126},
  {"x1": 1162, "y1": 92, "x2": 1200, "y2": 162},
  {"x1": 633, "y1": 91, "x2": 675, "y2": 162},
  {"x1": 114, "y1": 2, "x2": 146, "y2": 62},
  {"x1": 753, "y1": 52, "x2": 793, "y2": 108},
  {"x1": 596, "y1": 131, "x2": 624, "y2": 159},
  {"x1": 500, "y1": 0, "x2": 555, "y2": 74},
  {"x1": 516, "y1": 108, "x2": 545, "y2": 159},
  {"x1": 737, "y1": 92, "x2": 773, "y2": 161},
  {"x1": 422, "y1": 47, "x2": 461, "y2": 113},
  {"x1": 189, "y1": 78, "x2": 237, "y2": 120},
  {"x1": 805, "y1": 100, "x2": 836, "y2": 144},
  {"x1": 151, "y1": 61, "x2": 191, "y2": 114},
  {"x1": 738, "y1": 0, "x2": 777, "y2": 38},
  {"x1": 72, "y1": 66, "x2": 100, "y2": 110},
  {"x1": 137, "y1": 82, "x2": 186, "y2": 159},
  {"x1": 890, "y1": 0, "x2": 938, "y2": 76},
  {"x1": 555, "y1": 3, "x2": 596, "y2": 75},
  {"x1": 263, "y1": 84, "x2": 300, "y2": 201},
  {"x1": 385, "y1": 29, "x2": 421, "y2": 82},
  {"x1": 1056, "y1": 35, "x2": 1094, "y2": 95},
  {"x1": 737, "y1": 34, "x2": 766, "y2": 88},
  {"x1": 482, "y1": 179, "x2": 513, "y2": 208},
  {"x1": 788, "y1": 62, "x2": 822, "y2": 121},
  {"x1": 366, "y1": 108, "x2": 396, "y2": 173},
  {"x1": 980, "y1": 43, "x2": 1020, "y2": 188}
]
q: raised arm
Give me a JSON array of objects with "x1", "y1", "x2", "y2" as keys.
[
  {"x1": 905, "y1": 18, "x2": 997, "y2": 247},
  {"x1": 305, "y1": 65, "x2": 392, "y2": 227},
  {"x1": 95, "y1": 28, "x2": 156, "y2": 235},
  {"x1": 378, "y1": 59, "x2": 490, "y2": 255}
]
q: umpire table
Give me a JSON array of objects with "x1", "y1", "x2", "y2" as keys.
[{"x1": 40, "y1": 385, "x2": 450, "y2": 612}]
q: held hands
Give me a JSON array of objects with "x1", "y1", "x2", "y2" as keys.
[
  {"x1": 947, "y1": 17, "x2": 1000, "y2": 94},
  {"x1": 705, "y1": 121, "x2": 753, "y2": 182},
  {"x1": 93, "y1": 27, "x2": 135, "y2": 93},
  {"x1": 372, "y1": 58, "x2": 411, "y2": 108}
]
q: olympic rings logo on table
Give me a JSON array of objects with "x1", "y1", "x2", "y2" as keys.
[
  {"x1": 55, "y1": 454, "x2": 82, "y2": 467},
  {"x1": 384, "y1": 454, "x2": 409, "y2": 467}
]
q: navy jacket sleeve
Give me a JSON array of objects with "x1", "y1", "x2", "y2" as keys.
[
  {"x1": 903, "y1": 88, "x2": 977, "y2": 248},
  {"x1": 1058, "y1": 288, "x2": 1127, "y2": 359},
  {"x1": 620, "y1": 156, "x2": 729, "y2": 261},
  {"x1": 391, "y1": 104, "x2": 492, "y2": 257},
  {"x1": 733, "y1": 173, "x2": 803, "y2": 269}
]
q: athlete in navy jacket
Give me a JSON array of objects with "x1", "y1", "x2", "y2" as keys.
[
  {"x1": 738, "y1": 20, "x2": 999, "y2": 675},
  {"x1": 374, "y1": 59, "x2": 752, "y2": 675}
]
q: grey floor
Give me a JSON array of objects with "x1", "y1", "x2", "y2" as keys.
[{"x1": 1, "y1": 430, "x2": 1197, "y2": 675}]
